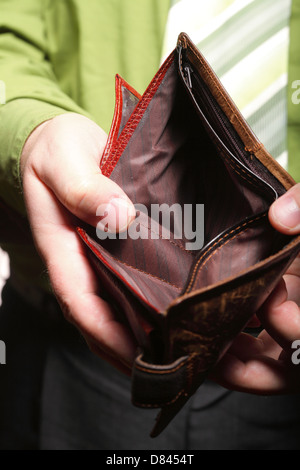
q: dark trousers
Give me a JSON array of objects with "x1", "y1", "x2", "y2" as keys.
[{"x1": 1, "y1": 280, "x2": 300, "y2": 450}]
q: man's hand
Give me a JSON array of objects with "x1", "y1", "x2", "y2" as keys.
[
  {"x1": 211, "y1": 183, "x2": 300, "y2": 394},
  {"x1": 21, "y1": 113, "x2": 136, "y2": 375}
]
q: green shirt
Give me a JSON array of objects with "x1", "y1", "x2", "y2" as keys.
[
  {"x1": 0, "y1": 0, "x2": 170, "y2": 288},
  {"x1": 288, "y1": 0, "x2": 300, "y2": 180},
  {"x1": 0, "y1": 0, "x2": 299, "y2": 289},
  {"x1": 0, "y1": 0, "x2": 170, "y2": 214}
]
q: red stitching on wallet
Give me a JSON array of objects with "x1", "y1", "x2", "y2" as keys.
[
  {"x1": 101, "y1": 53, "x2": 175, "y2": 177},
  {"x1": 77, "y1": 228, "x2": 181, "y2": 291},
  {"x1": 98, "y1": 250, "x2": 181, "y2": 290},
  {"x1": 101, "y1": 76, "x2": 123, "y2": 166}
]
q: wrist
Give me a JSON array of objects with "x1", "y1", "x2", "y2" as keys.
[{"x1": 20, "y1": 118, "x2": 53, "y2": 178}]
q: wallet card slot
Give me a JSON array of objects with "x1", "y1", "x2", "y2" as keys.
[
  {"x1": 178, "y1": 52, "x2": 278, "y2": 204},
  {"x1": 184, "y1": 211, "x2": 288, "y2": 294}
]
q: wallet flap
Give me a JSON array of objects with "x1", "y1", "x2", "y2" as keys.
[{"x1": 101, "y1": 74, "x2": 141, "y2": 168}]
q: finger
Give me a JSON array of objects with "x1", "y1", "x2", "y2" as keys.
[
  {"x1": 284, "y1": 254, "x2": 300, "y2": 277},
  {"x1": 40, "y1": 161, "x2": 135, "y2": 231},
  {"x1": 283, "y1": 273, "x2": 300, "y2": 304},
  {"x1": 55, "y1": 277, "x2": 138, "y2": 366},
  {"x1": 210, "y1": 353, "x2": 299, "y2": 394},
  {"x1": 26, "y1": 115, "x2": 136, "y2": 230},
  {"x1": 257, "y1": 329, "x2": 283, "y2": 359},
  {"x1": 257, "y1": 279, "x2": 300, "y2": 352},
  {"x1": 283, "y1": 254, "x2": 300, "y2": 304},
  {"x1": 225, "y1": 330, "x2": 282, "y2": 362},
  {"x1": 83, "y1": 335, "x2": 133, "y2": 376},
  {"x1": 269, "y1": 183, "x2": 300, "y2": 234},
  {"x1": 24, "y1": 175, "x2": 137, "y2": 366}
]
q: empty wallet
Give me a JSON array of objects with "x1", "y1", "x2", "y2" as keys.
[{"x1": 77, "y1": 33, "x2": 300, "y2": 437}]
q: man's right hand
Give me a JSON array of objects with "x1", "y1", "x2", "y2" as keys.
[{"x1": 20, "y1": 113, "x2": 136, "y2": 374}]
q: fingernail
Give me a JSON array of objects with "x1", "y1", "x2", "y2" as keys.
[
  {"x1": 273, "y1": 194, "x2": 300, "y2": 229},
  {"x1": 96, "y1": 197, "x2": 136, "y2": 233}
]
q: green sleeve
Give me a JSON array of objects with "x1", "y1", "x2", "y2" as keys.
[
  {"x1": 288, "y1": 0, "x2": 300, "y2": 183},
  {"x1": 0, "y1": 0, "x2": 92, "y2": 214}
]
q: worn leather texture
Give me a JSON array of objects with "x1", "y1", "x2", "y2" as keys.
[{"x1": 77, "y1": 33, "x2": 300, "y2": 437}]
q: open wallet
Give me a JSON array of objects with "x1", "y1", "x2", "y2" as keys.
[{"x1": 77, "y1": 33, "x2": 300, "y2": 437}]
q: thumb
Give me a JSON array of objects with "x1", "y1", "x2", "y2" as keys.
[
  {"x1": 57, "y1": 168, "x2": 136, "y2": 232},
  {"x1": 269, "y1": 183, "x2": 300, "y2": 235},
  {"x1": 22, "y1": 114, "x2": 136, "y2": 233}
]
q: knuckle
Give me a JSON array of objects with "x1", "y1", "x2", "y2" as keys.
[{"x1": 63, "y1": 177, "x2": 95, "y2": 213}]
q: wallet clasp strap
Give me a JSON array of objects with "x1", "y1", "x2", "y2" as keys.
[
  {"x1": 132, "y1": 354, "x2": 190, "y2": 408},
  {"x1": 132, "y1": 353, "x2": 207, "y2": 437}
]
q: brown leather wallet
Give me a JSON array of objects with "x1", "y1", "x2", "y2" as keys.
[{"x1": 77, "y1": 33, "x2": 300, "y2": 437}]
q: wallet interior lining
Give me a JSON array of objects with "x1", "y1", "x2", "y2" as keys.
[
  {"x1": 86, "y1": 58, "x2": 288, "y2": 313},
  {"x1": 84, "y1": 231, "x2": 182, "y2": 313}
]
